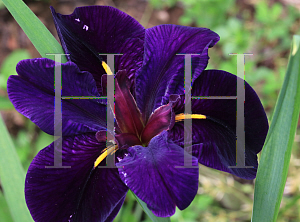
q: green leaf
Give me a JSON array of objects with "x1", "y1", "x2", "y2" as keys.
[
  {"x1": 0, "y1": 49, "x2": 31, "y2": 89},
  {"x1": 252, "y1": 35, "x2": 300, "y2": 222},
  {"x1": 131, "y1": 190, "x2": 171, "y2": 222},
  {"x1": 271, "y1": 3, "x2": 282, "y2": 21},
  {"x1": 0, "y1": 115, "x2": 33, "y2": 222},
  {"x1": 0, "y1": 192, "x2": 14, "y2": 222},
  {"x1": 2, "y1": 0, "x2": 67, "y2": 63},
  {"x1": 255, "y1": 1, "x2": 269, "y2": 24}
]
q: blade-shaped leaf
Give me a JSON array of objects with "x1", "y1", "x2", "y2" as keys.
[
  {"x1": 2, "y1": 0, "x2": 67, "y2": 63},
  {"x1": 131, "y1": 191, "x2": 171, "y2": 222},
  {"x1": 0, "y1": 115, "x2": 33, "y2": 222},
  {"x1": 0, "y1": 192, "x2": 13, "y2": 222},
  {"x1": 252, "y1": 35, "x2": 300, "y2": 221}
]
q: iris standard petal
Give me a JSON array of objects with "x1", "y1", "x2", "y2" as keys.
[
  {"x1": 135, "y1": 24, "x2": 219, "y2": 121},
  {"x1": 7, "y1": 58, "x2": 107, "y2": 136},
  {"x1": 168, "y1": 70, "x2": 268, "y2": 179},
  {"x1": 51, "y1": 6, "x2": 145, "y2": 94},
  {"x1": 140, "y1": 103, "x2": 173, "y2": 145},
  {"x1": 116, "y1": 131, "x2": 199, "y2": 217},
  {"x1": 115, "y1": 70, "x2": 144, "y2": 135},
  {"x1": 25, "y1": 133, "x2": 128, "y2": 222}
]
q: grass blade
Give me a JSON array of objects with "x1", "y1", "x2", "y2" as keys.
[
  {"x1": 0, "y1": 115, "x2": 33, "y2": 222},
  {"x1": 252, "y1": 35, "x2": 300, "y2": 221},
  {"x1": 2, "y1": 0, "x2": 67, "y2": 63}
]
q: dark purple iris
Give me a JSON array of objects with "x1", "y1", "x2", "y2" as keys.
[{"x1": 7, "y1": 6, "x2": 268, "y2": 222}]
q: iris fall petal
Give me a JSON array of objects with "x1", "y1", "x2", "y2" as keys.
[
  {"x1": 116, "y1": 131, "x2": 199, "y2": 217},
  {"x1": 7, "y1": 58, "x2": 107, "y2": 136},
  {"x1": 25, "y1": 133, "x2": 128, "y2": 222},
  {"x1": 169, "y1": 70, "x2": 268, "y2": 179}
]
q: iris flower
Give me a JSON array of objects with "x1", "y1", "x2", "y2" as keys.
[{"x1": 7, "y1": 6, "x2": 268, "y2": 222}]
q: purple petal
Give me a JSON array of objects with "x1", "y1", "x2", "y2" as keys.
[
  {"x1": 25, "y1": 133, "x2": 128, "y2": 222},
  {"x1": 116, "y1": 131, "x2": 199, "y2": 217},
  {"x1": 168, "y1": 70, "x2": 268, "y2": 179},
  {"x1": 7, "y1": 58, "x2": 107, "y2": 136},
  {"x1": 105, "y1": 196, "x2": 126, "y2": 222},
  {"x1": 51, "y1": 6, "x2": 145, "y2": 94},
  {"x1": 135, "y1": 25, "x2": 219, "y2": 121}
]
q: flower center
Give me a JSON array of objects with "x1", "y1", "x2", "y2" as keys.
[
  {"x1": 93, "y1": 62, "x2": 207, "y2": 168},
  {"x1": 93, "y1": 112, "x2": 206, "y2": 168}
]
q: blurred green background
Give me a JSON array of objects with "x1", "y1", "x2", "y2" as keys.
[{"x1": 0, "y1": 0, "x2": 300, "y2": 221}]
